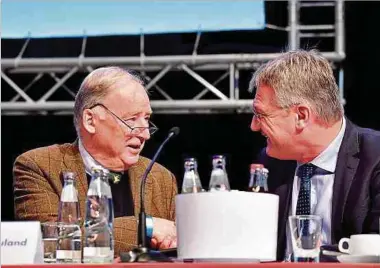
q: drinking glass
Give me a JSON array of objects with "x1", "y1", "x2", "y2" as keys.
[
  {"x1": 56, "y1": 223, "x2": 82, "y2": 263},
  {"x1": 288, "y1": 215, "x2": 322, "y2": 262},
  {"x1": 41, "y1": 222, "x2": 58, "y2": 263}
]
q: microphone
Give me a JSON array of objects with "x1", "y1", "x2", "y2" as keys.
[
  {"x1": 138, "y1": 126, "x2": 180, "y2": 247},
  {"x1": 121, "y1": 127, "x2": 180, "y2": 262}
]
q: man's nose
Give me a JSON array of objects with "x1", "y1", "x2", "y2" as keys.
[
  {"x1": 250, "y1": 117, "x2": 260, "y2": 132},
  {"x1": 138, "y1": 128, "x2": 151, "y2": 140}
]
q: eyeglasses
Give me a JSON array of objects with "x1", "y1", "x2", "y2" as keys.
[
  {"x1": 252, "y1": 105, "x2": 293, "y2": 122},
  {"x1": 88, "y1": 103, "x2": 158, "y2": 135},
  {"x1": 252, "y1": 106, "x2": 270, "y2": 121}
]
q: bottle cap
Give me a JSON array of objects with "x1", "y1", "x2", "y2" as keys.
[
  {"x1": 91, "y1": 167, "x2": 109, "y2": 175},
  {"x1": 250, "y1": 164, "x2": 264, "y2": 171},
  {"x1": 212, "y1": 155, "x2": 226, "y2": 167},
  {"x1": 62, "y1": 171, "x2": 76, "y2": 180},
  {"x1": 184, "y1": 158, "x2": 198, "y2": 169}
]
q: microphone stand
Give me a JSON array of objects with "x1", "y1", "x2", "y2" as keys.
[{"x1": 120, "y1": 127, "x2": 179, "y2": 263}]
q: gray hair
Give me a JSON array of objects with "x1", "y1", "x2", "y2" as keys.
[
  {"x1": 73, "y1": 66, "x2": 144, "y2": 136},
  {"x1": 249, "y1": 49, "x2": 344, "y2": 124}
]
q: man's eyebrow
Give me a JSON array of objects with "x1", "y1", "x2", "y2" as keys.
[{"x1": 126, "y1": 111, "x2": 152, "y2": 117}]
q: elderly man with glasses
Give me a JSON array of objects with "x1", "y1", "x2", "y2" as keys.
[{"x1": 13, "y1": 67, "x2": 177, "y2": 257}]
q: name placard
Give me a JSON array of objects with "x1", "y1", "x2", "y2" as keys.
[{"x1": 1, "y1": 221, "x2": 44, "y2": 264}]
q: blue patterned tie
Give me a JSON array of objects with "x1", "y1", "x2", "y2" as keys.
[
  {"x1": 295, "y1": 164, "x2": 317, "y2": 248},
  {"x1": 296, "y1": 164, "x2": 316, "y2": 215}
]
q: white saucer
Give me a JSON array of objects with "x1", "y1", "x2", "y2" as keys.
[
  {"x1": 187, "y1": 258, "x2": 260, "y2": 263},
  {"x1": 337, "y1": 254, "x2": 380, "y2": 263}
]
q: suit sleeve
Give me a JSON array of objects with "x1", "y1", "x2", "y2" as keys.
[
  {"x1": 113, "y1": 216, "x2": 139, "y2": 254},
  {"x1": 167, "y1": 172, "x2": 178, "y2": 221},
  {"x1": 13, "y1": 153, "x2": 59, "y2": 222},
  {"x1": 368, "y1": 162, "x2": 380, "y2": 233},
  {"x1": 113, "y1": 171, "x2": 177, "y2": 254}
]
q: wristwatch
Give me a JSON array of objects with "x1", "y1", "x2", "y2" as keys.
[{"x1": 146, "y1": 215, "x2": 153, "y2": 239}]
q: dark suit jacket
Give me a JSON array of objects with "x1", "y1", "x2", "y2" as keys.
[
  {"x1": 259, "y1": 119, "x2": 380, "y2": 260},
  {"x1": 13, "y1": 142, "x2": 177, "y2": 257}
]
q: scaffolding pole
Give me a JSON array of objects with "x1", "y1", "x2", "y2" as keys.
[
  {"x1": 1, "y1": 0, "x2": 346, "y2": 115},
  {"x1": 1, "y1": 52, "x2": 345, "y2": 70},
  {"x1": 1, "y1": 100, "x2": 253, "y2": 113}
]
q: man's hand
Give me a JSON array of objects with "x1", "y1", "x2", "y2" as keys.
[{"x1": 150, "y1": 217, "x2": 177, "y2": 250}]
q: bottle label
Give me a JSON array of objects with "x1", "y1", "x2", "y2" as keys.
[
  {"x1": 83, "y1": 247, "x2": 113, "y2": 257},
  {"x1": 61, "y1": 185, "x2": 79, "y2": 202},
  {"x1": 56, "y1": 250, "x2": 81, "y2": 260}
]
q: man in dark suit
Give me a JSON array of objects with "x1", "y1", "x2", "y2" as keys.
[{"x1": 249, "y1": 49, "x2": 380, "y2": 260}]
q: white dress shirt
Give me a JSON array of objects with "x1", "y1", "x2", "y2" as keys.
[
  {"x1": 285, "y1": 117, "x2": 346, "y2": 258},
  {"x1": 78, "y1": 139, "x2": 110, "y2": 176}
]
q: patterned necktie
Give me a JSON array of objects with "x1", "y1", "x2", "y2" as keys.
[{"x1": 296, "y1": 163, "x2": 316, "y2": 215}]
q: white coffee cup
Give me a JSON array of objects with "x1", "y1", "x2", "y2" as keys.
[{"x1": 338, "y1": 234, "x2": 380, "y2": 255}]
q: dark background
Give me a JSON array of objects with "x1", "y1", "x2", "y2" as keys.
[{"x1": 2, "y1": 2, "x2": 380, "y2": 221}]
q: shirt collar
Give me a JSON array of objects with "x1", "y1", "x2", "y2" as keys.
[
  {"x1": 78, "y1": 138, "x2": 110, "y2": 175},
  {"x1": 307, "y1": 117, "x2": 346, "y2": 173}
]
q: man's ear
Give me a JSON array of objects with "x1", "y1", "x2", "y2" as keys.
[
  {"x1": 295, "y1": 105, "x2": 311, "y2": 129},
  {"x1": 82, "y1": 109, "x2": 96, "y2": 134}
]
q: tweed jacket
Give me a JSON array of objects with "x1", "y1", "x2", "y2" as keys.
[{"x1": 13, "y1": 142, "x2": 177, "y2": 256}]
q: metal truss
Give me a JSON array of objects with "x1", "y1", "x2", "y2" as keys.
[{"x1": 1, "y1": 0, "x2": 345, "y2": 115}]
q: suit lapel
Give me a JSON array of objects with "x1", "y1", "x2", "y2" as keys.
[
  {"x1": 331, "y1": 119, "x2": 360, "y2": 243},
  {"x1": 62, "y1": 142, "x2": 88, "y2": 220},
  {"x1": 273, "y1": 161, "x2": 297, "y2": 260}
]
